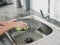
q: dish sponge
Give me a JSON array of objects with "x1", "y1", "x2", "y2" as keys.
[{"x1": 15, "y1": 27, "x2": 28, "y2": 31}]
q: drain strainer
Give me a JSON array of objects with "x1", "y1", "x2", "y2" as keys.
[{"x1": 25, "y1": 37, "x2": 35, "y2": 43}]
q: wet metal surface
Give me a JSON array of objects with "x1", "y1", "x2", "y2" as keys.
[{"x1": 9, "y1": 17, "x2": 53, "y2": 45}]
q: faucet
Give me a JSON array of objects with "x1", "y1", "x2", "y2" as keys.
[
  {"x1": 40, "y1": 0, "x2": 52, "y2": 21},
  {"x1": 40, "y1": 10, "x2": 45, "y2": 18},
  {"x1": 40, "y1": 10, "x2": 52, "y2": 21}
]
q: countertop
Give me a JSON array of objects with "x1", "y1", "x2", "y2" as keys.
[
  {"x1": 0, "y1": 4, "x2": 60, "y2": 45},
  {"x1": 0, "y1": 4, "x2": 40, "y2": 21}
]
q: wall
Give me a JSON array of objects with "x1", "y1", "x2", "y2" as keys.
[
  {"x1": 31, "y1": 0, "x2": 48, "y2": 15},
  {"x1": 13, "y1": 0, "x2": 48, "y2": 14},
  {"x1": 31, "y1": 0, "x2": 60, "y2": 22},
  {"x1": 50, "y1": 0, "x2": 60, "y2": 22}
]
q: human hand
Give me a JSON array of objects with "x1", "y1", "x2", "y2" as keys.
[
  {"x1": 0, "y1": 20, "x2": 28, "y2": 31},
  {"x1": 0, "y1": 20, "x2": 28, "y2": 36},
  {"x1": 7, "y1": 21, "x2": 28, "y2": 30}
]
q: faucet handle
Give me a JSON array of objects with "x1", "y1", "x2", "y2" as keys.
[{"x1": 40, "y1": 10, "x2": 44, "y2": 18}]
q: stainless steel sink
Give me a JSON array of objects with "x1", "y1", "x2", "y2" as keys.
[
  {"x1": 8, "y1": 15, "x2": 53, "y2": 45},
  {"x1": 38, "y1": 23, "x2": 52, "y2": 35}
]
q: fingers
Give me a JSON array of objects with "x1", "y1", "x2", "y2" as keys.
[
  {"x1": 19, "y1": 21, "x2": 28, "y2": 29},
  {"x1": 23, "y1": 23, "x2": 28, "y2": 29},
  {"x1": 15, "y1": 21, "x2": 28, "y2": 30},
  {"x1": 7, "y1": 20, "x2": 28, "y2": 30}
]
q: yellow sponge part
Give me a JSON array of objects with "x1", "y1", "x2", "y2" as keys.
[
  {"x1": 15, "y1": 27, "x2": 28, "y2": 31},
  {"x1": 15, "y1": 27, "x2": 22, "y2": 31}
]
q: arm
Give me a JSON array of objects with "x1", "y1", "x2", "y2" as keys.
[
  {"x1": 0, "y1": 21, "x2": 6, "y2": 26},
  {"x1": 0, "y1": 20, "x2": 16, "y2": 26},
  {"x1": 0, "y1": 21, "x2": 16, "y2": 36},
  {"x1": 0, "y1": 21, "x2": 28, "y2": 36},
  {"x1": 0, "y1": 24, "x2": 13, "y2": 36}
]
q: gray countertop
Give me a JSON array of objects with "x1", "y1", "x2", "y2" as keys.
[
  {"x1": 0, "y1": 4, "x2": 40, "y2": 21},
  {"x1": 0, "y1": 4, "x2": 60, "y2": 45}
]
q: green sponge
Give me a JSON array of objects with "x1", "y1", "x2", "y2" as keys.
[
  {"x1": 15, "y1": 27, "x2": 28, "y2": 31},
  {"x1": 15, "y1": 27, "x2": 22, "y2": 31}
]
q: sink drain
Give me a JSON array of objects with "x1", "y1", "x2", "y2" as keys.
[{"x1": 25, "y1": 37, "x2": 35, "y2": 43}]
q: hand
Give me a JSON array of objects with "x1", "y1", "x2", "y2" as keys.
[
  {"x1": 0, "y1": 20, "x2": 28, "y2": 30},
  {"x1": 7, "y1": 21, "x2": 28, "y2": 29},
  {"x1": 0, "y1": 20, "x2": 28, "y2": 36},
  {"x1": 12, "y1": 21, "x2": 28, "y2": 28}
]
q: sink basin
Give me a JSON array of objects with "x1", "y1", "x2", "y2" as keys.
[
  {"x1": 13, "y1": 30, "x2": 43, "y2": 45},
  {"x1": 38, "y1": 23, "x2": 52, "y2": 35},
  {"x1": 9, "y1": 15, "x2": 53, "y2": 45}
]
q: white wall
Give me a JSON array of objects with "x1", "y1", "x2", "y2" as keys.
[
  {"x1": 50, "y1": 0, "x2": 60, "y2": 22},
  {"x1": 13, "y1": 0, "x2": 48, "y2": 14},
  {"x1": 31, "y1": 0, "x2": 48, "y2": 15},
  {"x1": 31, "y1": 0, "x2": 60, "y2": 22},
  {"x1": 50, "y1": 0, "x2": 55, "y2": 18}
]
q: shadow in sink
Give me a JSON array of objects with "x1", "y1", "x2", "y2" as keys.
[
  {"x1": 9, "y1": 18, "x2": 53, "y2": 45},
  {"x1": 38, "y1": 23, "x2": 53, "y2": 35}
]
